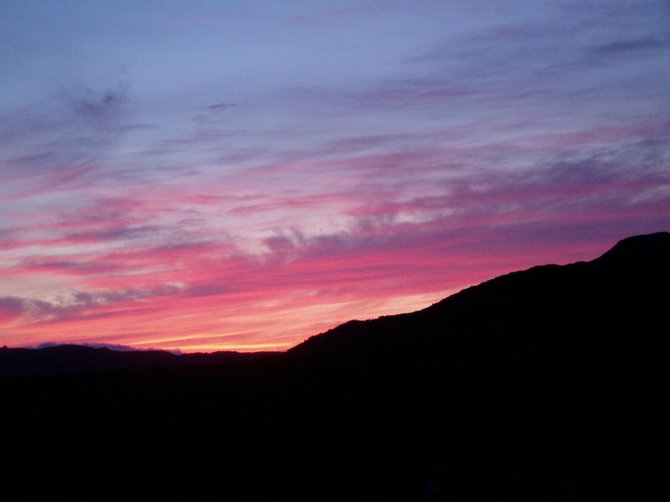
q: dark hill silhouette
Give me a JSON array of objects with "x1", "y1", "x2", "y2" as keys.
[
  {"x1": 0, "y1": 232, "x2": 668, "y2": 500},
  {"x1": 289, "y1": 231, "x2": 668, "y2": 359},
  {"x1": 0, "y1": 343, "x2": 277, "y2": 377}
]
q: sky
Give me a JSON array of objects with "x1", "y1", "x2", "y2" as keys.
[{"x1": 1, "y1": 0, "x2": 669, "y2": 352}]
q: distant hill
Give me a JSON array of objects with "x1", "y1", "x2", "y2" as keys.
[
  {"x1": 0, "y1": 232, "x2": 667, "y2": 500},
  {"x1": 0, "y1": 344, "x2": 277, "y2": 377}
]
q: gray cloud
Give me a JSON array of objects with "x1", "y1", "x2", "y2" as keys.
[
  {"x1": 0, "y1": 284, "x2": 183, "y2": 325},
  {"x1": 66, "y1": 225, "x2": 163, "y2": 243},
  {"x1": 66, "y1": 83, "x2": 129, "y2": 124},
  {"x1": 596, "y1": 37, "x2": 670, "y2": 54},
  {"x1": 0, "y1": 80, "x2": 141, "y2": 187},
  {"x1": 19, "y1": 259, "x2": 120, "y2": 275},
  {"x1": 207, "y1": 102, "x2": 235, "y2": 110}
]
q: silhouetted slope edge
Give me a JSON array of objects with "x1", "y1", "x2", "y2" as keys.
[
  {"x1": 289, "y1": 231, "x2": 669, "y2": 357},
  {"x1": 594, "y1": 231, "x2": 670, "y2": 265}
]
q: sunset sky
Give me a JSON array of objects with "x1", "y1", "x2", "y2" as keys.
[{"x1": 1, "y1": 1, "x2": 668, "y2": 352}]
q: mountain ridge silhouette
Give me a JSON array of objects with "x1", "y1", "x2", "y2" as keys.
[
  {"x1": 3, "y1": 231, "x2": 667, "y2": 377},
  {"x1": 1, "y1": 231, "x2": 667, "y2": 500},
  {"x1": 288, "y1": 231, "x2": 668, "y2": 358}
]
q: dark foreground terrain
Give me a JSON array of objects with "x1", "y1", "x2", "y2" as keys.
[{"x1": 1, "y1": 233, "x2": 668, "y2": 500}]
